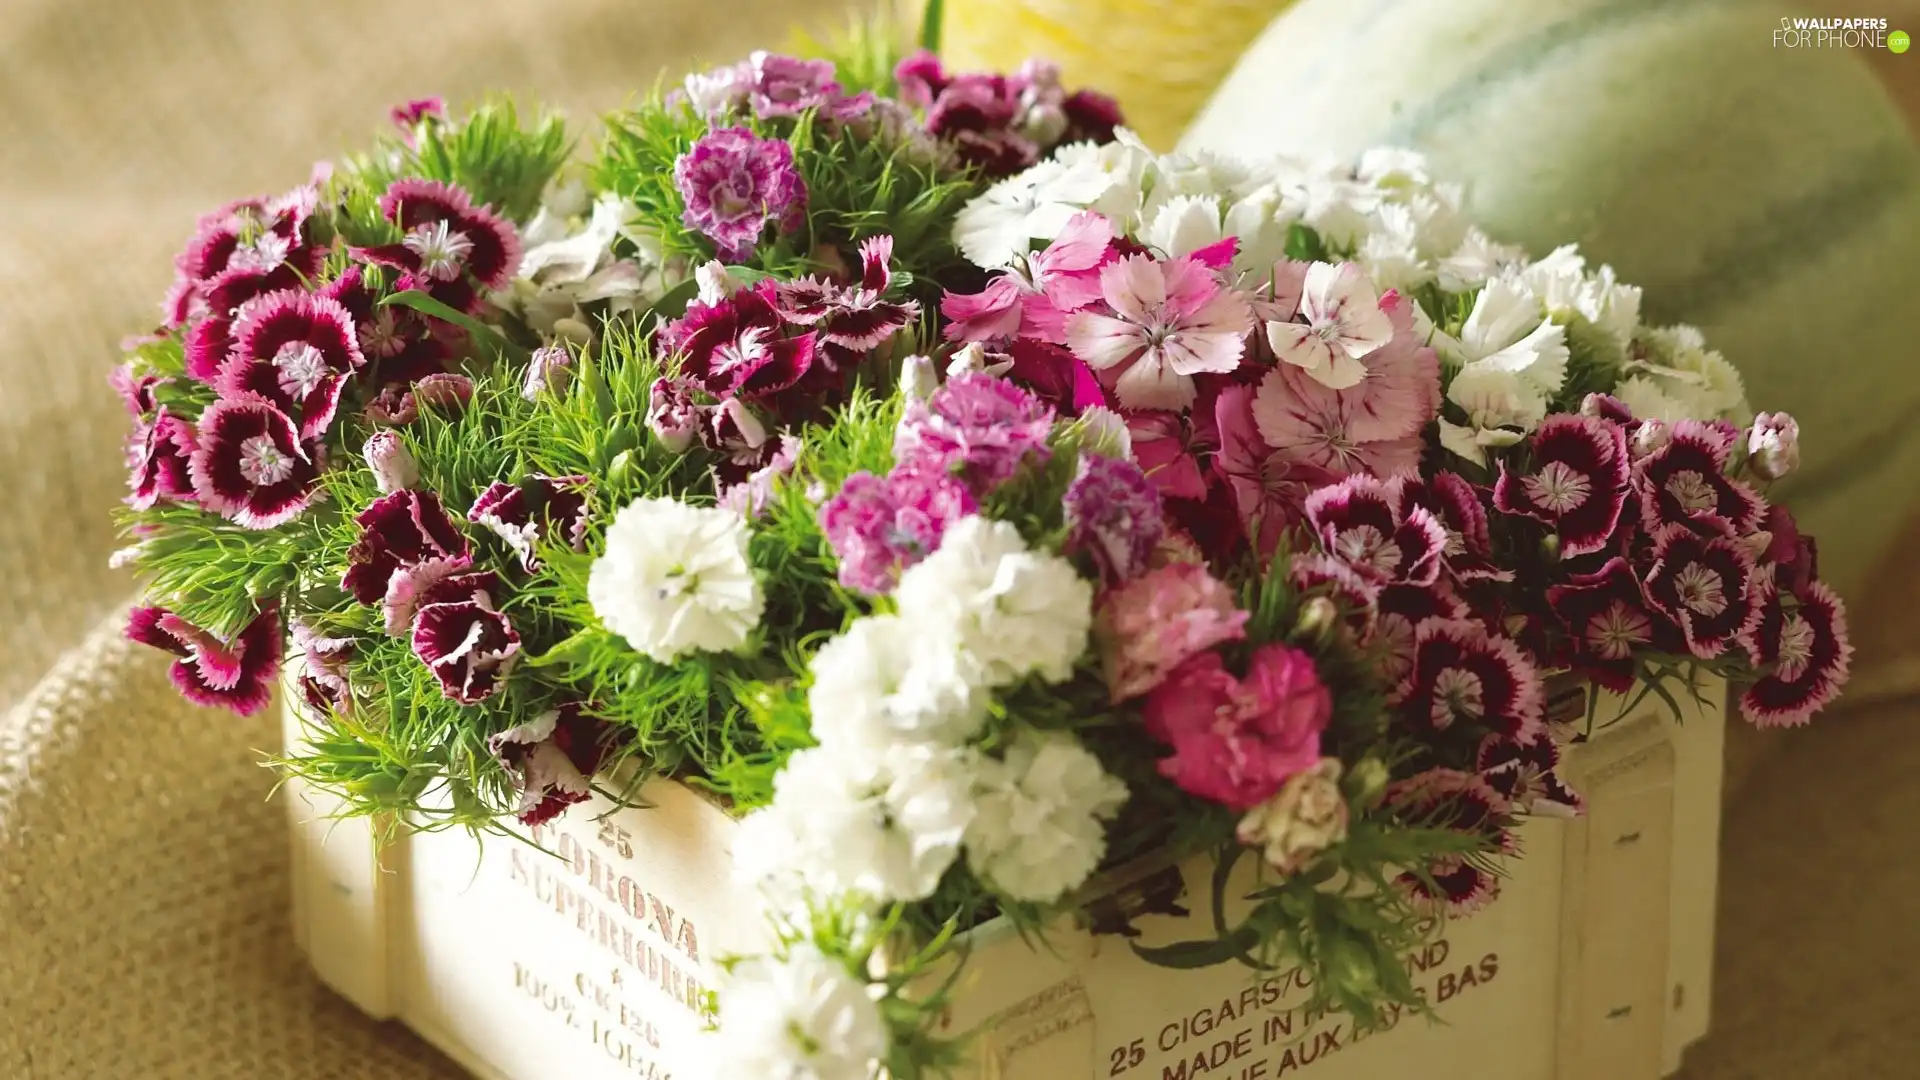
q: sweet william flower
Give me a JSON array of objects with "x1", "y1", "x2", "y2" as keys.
[
  {"x1": 674, "y1": 127, "x2": 806, "y2": 263},
  {"x1": 290, "y1": 617, "x2": 354, "y2": 717},
  {"x1": 522, "y1": 344, "x2": 573, "y2": 401},
  {"x1": 646, "y1": 377, "x2": 702, "y2": 454},
  {"x1": 468, "y1": 474, "x2": 593, "y2": 573},
  {"x1": 188, "y1": 393, "x2": 320, "y2": 529},
  {"x1": 1492, "y1": 414, "x2": 1631, "y2": 559},
  {"x1": 1237, "y1": 758, "x2": 1350, "y2": 875},
  {"x1": 1477, "y1": 731, "x2": 1583, "y2": 819},
  {"x1": 1746, "y1": 412, "x2": 1800, "y2": 481},
  {"x1": 1265, "y1": 262, "x2": 1395, "y2": 391},
  {"x1": 1397, "y1": 619, "x2": 1544, "y2": 741},
  {"x1": 1547, "y1": 556, "x2": 1672, "y2": 692},
  {"x1": 216, "y1": 289, "x2": 366, "y2": 441},
  {"x1": 1740, "y1": 580, "x2": 1851, "y2": 728},
  {"x1": 895, "y1": 516, "x2": 1094, "y2": 687},
  {"x1": 488, "y1": 704, "x2": 613, "y2": 826},
  {"x1": 775, "y1": 235, "x2": 920, "y2": 363},
  {"x1": 707, "y1": 945, "x2": 887, "y2": 1080},
  {"x1": 362, "y1": 430, "x2": 418, "y2": 495},
  {"x1": 952, "y1": 157, "x2": 1130, "y2": 268},
  {"x1": 341, "y1": 489, "x2": 469, "y2": 606},
  {"x1": 894, "y1": 373, "x2": 1055, "y2": 492},
  {"x1": 1096, "y1": 562, "x2": 1248, "y2": 702},
  {"x1": 1387, "y1": 769, "x2": 1514, "y2": 915},
  {"x1": 1065, "y1": 251, "x2": 1254, "y2": 411},
  {"x1": 1215, "y1": 386, "x2": 1339, "y2": 555},
  {"x1": 1143, "y1": 645, "x2": 1332, "y2": 811},
  {"x1": 819, "y1": 465, "x2": 976, "y2": 596},
  {"x1": 1063, "y1": 453, "x2": 1164, "y2": 582},
  {"x1": 126, "y1": 605, "x2": 281, "y2": 717},
  {"x1": 410, "y1": 569, "x2": 521, "y2": 704},
  {"x1": 128, "y1": 408, "x2": 197, "y2": 510},
  {"x1": 357, "y1": 179, "x2": 522, "y2": 313},
  {"x1": 965, "y1": 731, "x2": 1127, "y2": 903},
  {"x1": 588, "y1": 497, "x2": 764, "y2": 664},
  {"x1": 1642, "y1": 525, "x2": 1760, "y2": 659},
  {"x1": 1304, "y1": 475, "x2": 1447, "y2": 588},
  {"x1": 808, "y1": 613, "x2": 987, "y2": 753}
]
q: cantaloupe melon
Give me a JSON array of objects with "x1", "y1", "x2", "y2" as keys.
[{"x1": 1181, "y1": 0, "x2": 1920, "y2": 605}]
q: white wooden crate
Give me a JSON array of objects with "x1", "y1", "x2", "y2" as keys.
[{"x1": 284, "y1": 679, "x2": 1724, "y2": 1080}]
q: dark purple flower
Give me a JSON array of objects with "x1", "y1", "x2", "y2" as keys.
[
  {"x1": 188, "y1": 393, "x2": 319, "y2": 528},
  {"x1": 665, "y1": 278, "x2": 816, "y2": 399},
  {"x1": 700, "y1": 398, "x2": 780, "y2": 484},
  {"x1": 1393, "y1": 471, "x2": 1507, "y2": 583},
  {"x1": 216, "y1": 289, "x2": 367, "y2": 441},
  {"x1": 774, "y1": 235, "x2": 920, "y2": 362},
  {"x1": 489, "y1": 703, "x2": 615, "y2": 826},
  {"x1": 1397, "y1": 618, "x2": 1544, "y2": 741},
  {"x1": 291, "y1": 617, "x2": 355, "y2": 717},
  {"x1": 1634, "y1": 419, "x2": 1765, "y2": 537},
  {"x1": 1386, "y1": 768, "x2": 1515, "y2": 915},
  {"x1": 127, "y1": 605, "x2": 281, "y2": 717},
  {"x1": 1759, "y1": 504, "x2": 1819, "y2": 598},
  {"x1": 895, "y1": 372, "x2": 1056, "y2": 491},
  {"x1": 1288, "y1": 552, "x2": 1381, "y2": 638},
  {"x1": 1369, "y1": 583, "x2": 1469, "y2": 689},
  {"x1": 1738, "y1": 581, "x2": 1851, "y2": 728},
  {"x1": 1643, "y1": 525, "x2": 1760, "y2": 659},
  {"x1": 1547, "y1": 556, "x2": 1672, "y2": 692},
  {"x1": 342, "y1": 489, "x2": 470, "y2": 605},
  {"x1": 1064, "y1": 454, "x2": 1163, "y2": 582},
  {"x1": 1061, "y1": 88, "x2": 1124, "y2": 145},
  {"x1": 674, "y1": 127, "x2": 806, "y2": 263},
  {"x1": 819, "y1": 466, "x2": 978, "y2": 595},
  {"x1": 467, "y1": 474, "x2": 594, "y2": 572},
  {"x1": 1477, "y1": 731, "x2": 1582, "y2": 818},
  {"x1": 355, "y1": 179, "x2": 522, "y2": 310},
  {"x1": 1303, "y1": 474, "x2": 1446, "y2": 588},
  {"x1": 167, "y1": 186, "x2": 324, "y2": 331},
  {"x1": 1493, "y1": 414, "x2": 1631, "y2": 559},
  {"x1": 128, "y1": 408, "x2": 197, "y2": 509},
  {"x1": 410, "y1": 568, "x2": 520, "y2": 704},
  {"x1": 321, "y1": 266, "x2": 454, "y2": 387}
]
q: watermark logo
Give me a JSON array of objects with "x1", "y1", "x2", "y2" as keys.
[{"x1": 1772, "y1": 16, "x2": 1907, "y2": 50}]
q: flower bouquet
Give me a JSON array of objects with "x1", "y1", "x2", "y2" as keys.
[{"x1": 113, "y1": 17, "x2": 1849, "y2": 1080}]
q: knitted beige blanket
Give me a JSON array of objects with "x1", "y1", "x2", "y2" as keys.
[{"x1": 2, "y1": 0, "x2": 1917, "y2": 1075}]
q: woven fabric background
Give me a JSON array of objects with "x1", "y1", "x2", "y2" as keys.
[{"x1": 1, "y1": 0, "x2": 1917, "y2": 1076}]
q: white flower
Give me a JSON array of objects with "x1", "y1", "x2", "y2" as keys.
[
  {"x1": 732, "y1": 744, "x2": 976, "y2": 905},
  {"x1": 709, "y1": 945, "x2": 887, "y2": 1080},
  {"x1": 1355, "y1": 204, "x2": 1431, "y2": 294},
  {"x1": 1265, "y1": 262, "x2": 1394, "y2": 391},
  {"x1": 1073, "y1": 405, "x2": 1133, "y2": 459},
  {"x1": 1222, "y1": 184, "x2": 1290, "y2": 283},
  {"x1": 954, "y1": 157, "x2": 1127, "y2": 268},
  {"x1": 895, "y1": 517, "x2": 1095, "y2": 687},
  {"x1": 808, "y1": 614, "x2": 987, "y2": 754},
  {"x1": 519, "y1": 193, "x2": 636, "y2": 286},
  {"x1": 1439, "y1": 228, "x2": 1529, "y2": 292},
  {"x1": 1626, "y1": 324, "x2": 1749, "y2": 421},
  {"x1": 1611, "y1": 374, "x2": 1696, "y2": 424},
  {"x1": 899, "y1": 353, "x2": 938, "y2": 402},
  {"x1": 1355, "y1": 146, "x2": 1432, "y2": 188},
  {"x1": 944, "y1": 341, "x2": 1014, "y2": 379},
  {"x1": 1515, "y1": 246, "x2": 1642, "y2": 349},
  {"x1": 1437, "y1": 277, "x2": 1569, "y2": 463},
  {"x1": 1053, "y1": 133, "x2": 1153, "y2": 220},
  {"x1": 965, "y1": 732, "x2": 1126, "y2": 903},
  {"x1": 1278, "y1": 160, "x2": 1378, "y2": 251},
  {"x1": 696, "y1": 260, "x2": 745, "y2": 306},
  {"x1": 1236, "y1": 758, "x2": 1349, "y2": 876},
  {"x1": 588, "y1": 497, "x2": 764, "y2": 663},
  {"x1": 1140, "y1": 193, "x2": 1225, "y2": 260}
]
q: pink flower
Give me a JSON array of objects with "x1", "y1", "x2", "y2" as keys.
[
  {"x1": 167, "y1": 186, "x2": 324, "y2": 332},
  {"x1": 413, "y1": 373, "x2": 475, "y2": 412},
  {"x1": 674, "y1": 127, "x2": 807, "y2": 263},
  {"x1": 1065, "y1": 252, "x2": 1254, "y2": 411},
  {"x1": 1214, "y1": 386, "x2": 1337, "y2": 556},
  {"x1": 390, "y1": 97, "x2": 446, "y2": 146},
  {"x1": 290, "y1": 617, "x2": 355, "y2": 717},
  {"x1": 110, "y1": 363, "x2": 170, "y2": 417},
  {"x1": 1264, "y1": 262, "x2": 1395, "y2": 390},
  {"x1": 126, "y1": 605, "x2": 281, "y2": 717},
  {"x1": 647, "y1": 376, "x2": 703, "y2": 453},
  {"x1": 188, "y1": 393, "x2": 319, "y2": 529},
  {"x1": 1304, "y1": 475, "x2": 1446, "y2": 588},
  {"x1": 128, "y1": 408, "x2": 197, "y2": 509},
  {"x1": 523, "y1": 344, "x2": 574, "y2": 400},
  {"x1": 1477, "y1": 731, "x2": 1583, "y2": 819},
  {"x1": 1745, "y1": 412, "x2": 1800, "y2": 481},
  {"x1": 381, "y1": 555, "x2": 479, "y2": 637},
  {"x1": 1633, "y1": 419, "x2": 1765, "y2": 537},
  {"x1": 1143, "y1": 646, "x2": 1331, "y2": 811},
  {"x1": 1493, "y1": 414, "x2": 1631, "y2": 559},
  {"x1": 1397, "y1": 619, "x2": 1544, "y2": 742},
  {"x1": 942, "y1": 275, "x2": 1026, "y2": 342},
  {"x1": 1128, "y1": 410, "x2": 1210, "y2": 501},
  {"x1": 1547, "y1": 557, "x2": 1674, "y2": 692},
  {"x1": 1386, "y1": 769, "x2": 1513, "y2": 915},
  {"x1": 410, "y1": 569, "x2": 521, "y2": 704},
  {"x1": 1739, "y1": 580, "x2": 1851, "y2": 728},
  {"x1": 489, "y1": 704, "x2": 616, "y2": 826},
  {"x1": 341, "y1": 489, "x2": 470, "y2": 605},
  {"x1": 775, "y1": 235, "x2": 920, "y2": 364},
  {"x1": 718, "y1": 434, "x2": 802, "y2": 518},
  {"x1": 356, "y1": 179, "x2": 522, "y2": 314},
  {"x1": 1643, "y1": 525, "x2": 1760, "y2": 659},
  {"x1": 819, "y1": 466, "x2": 977, "y2": 595},
  {"x1": 1096, "y1": 563, "x2": 1248, "y2": 702},
  {"x1": 946, "y1": 212, "x2": 1120, "y2": 346},
  {"x1": 362, "y1": 430, "x2": 419, "y2": 495},
  {"x1": 468, "y1": 475, "x2": 594, "y2": 572},
  {"x1": 895, "y1": 373, "x2": 1056, "y2": 491},
  {"x1": 1064, "y1": 454, "x2": 1163, "y2": 582},
  {"x1": 216, "y1": 289, "x2": 366, "y2": 441}
]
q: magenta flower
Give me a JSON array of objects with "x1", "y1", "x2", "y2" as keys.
[
  {"x1": 1547, "y1": 556, "x2": 1673, "y2": 692},
  {"x1": 1759, "y1": 504, "x2": 1820, "y2": 599},
  {"x1": 1304, "y1": 475, "x2": 1447, "y2": 588},
  {"x1": 1096, "y1": 562, "x2": 1248, "y2": 702},
  {"x1": 775, "y1": 235, "x2": 920, "y2": 362},
  {"x1": 1397, "y1": 618, "x2": 1544, "y2": 741},
  {"x1": 942, "y1": 275, "x2": 1025, "y2": 342},
  {"x1": 390, "y1": 96, "x2": 447, "y2": 144},
  {"x1": 489, "y1": 704, "x2": 615, "y2": 826},
  {"x1": 379, "y1": 555, "x2": 476, "y2": 636},
  {"x1": 126, "y1": 605, "x2": 281, "y2": 717},
  {"x1": 410, "y1": 568, "x2": 521, "y2": 704},
  {"x1": 665, "y1": 278, "x2": 816, "y2": 399},
  {"x1": 1142, "y1": 645, "x2": 1332, "y2": 811},
  {"x1": 110, "y1": 364, "x2": 170, "y2": 417},
  {"x1": 128, "y1": 408, "x2": 197, "y2": 509},
  {"x1": 1370, "y1": 582, "x2": 1470, "y2": 689},
  {"x1": 321, "y1": 266, "x2": 453, "y2": 388},
  {"x1": 895, "y1": 373, "x2": 1056, "y2": 491},
  {"x1": 1390, "y1": 472, "x2": 1505, "y2": 583},
  {"x1": 1064, "y1": 454, "x2": 1164, "y2": 581},
  {"x1": 743, "y1": 51, "x2": 874, "y2": 122},
  {"x1": 469, "y1": 474, "x2": 594, "y2": 573},
  {"x1": 356, "y1": 179, "x2": 522, "y2": 312},
  {"x1": 1739, "y1": 580, "x2": 1851, "y2": 728},
  {"x1": 719, "y1": 433, "x2": 802, "y2": 518},
  {"x1": 1633, "y1": 419, "x2": 1765, "y2": 537},
  {"x1": 1065, "y1": 252, "x2": 1254, "y2": 411},
  {"x1": 216, "y1": 289, "x2": 367, "y2": 441},
  {"x1": 998, "y1": 339, "x2": 1108, "y2": 417},
  {"x1": 341, "y1": 489, "x2": 470, "y2": 605},
  {"x1": 818, "y1": 466, "x2": 977, "y2": 595},
  {"x1": 945, "y1": 212, "x2": 1120, "y2": 346},
  {"x1": 674, "y1": 127, "x2": 807, "y2": 263},
  {"x1": 1643, "y1": 525, "x2": 1760, "y2": 659},
  {"x1": 167, "y1": 186, "x2": 323, "y2": 331},
  {"x1": 1477, "y1": 731, "x2": 1583, "y2": 818},
  {"x1": 1128, "y1": 410, "x2": 1210, "y2": 501},
  {"x1": 1215, "y1": 386, "x2": 1338, "y2": 556},
  {"x1": 1387, "y1": 769, "x2": 1514, "y2": 915},
  {"x1": 1493, "y1": 414, "x2": 1631, "y2": 559},
  {"x1": 188, "y1": 393, "x2": 319, "y2": 529},
  {"x1": 290, "y1": 617, "x2": 355, "y2": 717}
]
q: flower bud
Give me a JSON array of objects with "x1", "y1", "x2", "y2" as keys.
[
  {"x1": 412, "y1": 373, "x2": 474, "y2": 413},
  {"x1": 1293, "y1": 596, "x2": 1340, "y2": 643},
  {"x1": 646, "y1": 377, "x2": 700, "y2": 454},
  {"x1": 1631, "y1": 419, "x2": 1671, "y2": 458},
  {"x1": 363, "y1": 430, "x2": 419, "y2": 494},
  {"x1": 943, "y1": 342, "x2": 1016, "y2": 379},
  {"x1": 1746, "y1": 411, "x2": 1800, "y2": 481},
  {"x1": 522, "y1": 345, "x2": 574, "y2": 401},
  {"x1": 695, "y1": 260, "x2": 743, "y2": 306},
  {"x1": 1346, "y1": 759, "x2": 1389, "y2": 808},
  {"x1": 1076, "y1": 406, "x2": 1133, "y2": 459},
  {"x1": 899, "y1": 354, "x2": 937, "y2": 402}
]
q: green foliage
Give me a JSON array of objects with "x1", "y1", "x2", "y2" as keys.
[
  {"x1": 346, "y1": 97, "x2": 573, "y2": 221},
  {"x1": 118, "y1": 503, "x2": 323, "y2": 638},
  {"x1": 790, "y1": 12, "x2": 912, "y2": 96}
]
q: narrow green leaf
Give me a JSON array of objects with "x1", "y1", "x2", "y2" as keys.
[
  {"x1": 919, "y1": 0, "x2": 945, "y2": 54},
  {"x1": 1130, "y1": 926, "x2": 1261, "y2": 970},
  {"x1": 380, "y1": 291, "x2": 521, "y2": 359}
]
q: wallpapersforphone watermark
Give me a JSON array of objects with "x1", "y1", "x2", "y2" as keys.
[{"x1": 1773, "y1": 16, "x2": 1908, "y2": 50}]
